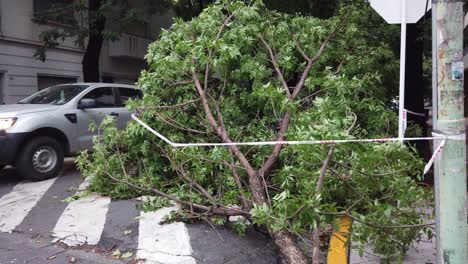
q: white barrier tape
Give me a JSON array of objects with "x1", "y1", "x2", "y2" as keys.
[
  {"x1": 132, "y1": 113, "x2": 173, "y2": 145},
  {"x1": 432, "y1": 132, "x2": 465, "y2": 141},
  {"x1": 131, "y1": 114, "x2": 444, "y2": 147},
  {"x1": 404, "y1": 109, "x2": 426, "y2": 117},
  {"x1": 131, "y1": 114, "x2": 468, "y2": 177},
  {"x1": 423, "y1": 138, "x2": 446, "y2": 176},
  {"x1": 402, "y1": 109, "x2": 407, "y2": 135}
]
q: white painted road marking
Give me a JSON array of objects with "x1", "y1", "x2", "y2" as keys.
[
  {"x1": 52, "y1": 180, "x2": 110, "y2": 246},
  {"x1": 0, "y1": 178, "x2": 57, "y2": 233},
  {"x1": 137, "y1": 206, "x2": 196, "y2": 264}
]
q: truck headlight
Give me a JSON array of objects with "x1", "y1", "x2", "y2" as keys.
[{"x1": 0, "y1": 118, "x2": 17, "y2": 130}]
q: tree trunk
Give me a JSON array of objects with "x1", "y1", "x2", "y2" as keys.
[
  {"x1": 199, "y1": 0, "x2": 204, "y2": 10},
  {"x1": 273, "y1": 231, "x2": 310, "y2": 264},
  {"x1": 82, "y1": 0, "x2": 106, "y2": 82},
  {"x1": 249, "y1": 172, "x2": 309, "y2": 263},
  {"x1": 405, "y1": 23, "x2": 432, "y2": 181},
  {"x1": 311, "y1": 226, "x2": 321, "y2": 264}
]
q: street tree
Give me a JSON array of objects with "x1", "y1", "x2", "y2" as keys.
[
  {"x1": 32, "y1": 0, "x2": 170, "y2": 82},
  {"x1": 78, "y1": 1, "x2": 431, "y2": 263}
]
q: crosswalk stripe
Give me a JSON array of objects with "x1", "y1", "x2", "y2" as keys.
[
  {"x1": 136, "y1": 206, "x2": 196, "y2": 264},
  {"x1": 15, "y1": 172, "x2": 83, "y2": 234},
  {"x1": 51, "y1": 180, "x2": 111, "y2": 246},
  {"x1": 0, "y1": 178, "x2": 57, "y2": 233}
]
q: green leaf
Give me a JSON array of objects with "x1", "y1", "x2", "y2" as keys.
[{"x1": 121, "y1": 251, "x2": 133, "y2": 259}]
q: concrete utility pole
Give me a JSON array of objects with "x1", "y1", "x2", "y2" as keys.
[{"x1": 433, "y1": 1, "x2": 467, "y2": 263}]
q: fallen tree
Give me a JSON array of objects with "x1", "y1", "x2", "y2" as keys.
[{"x1": 78, "y1": 1, "x2": 432, "y2": 263}]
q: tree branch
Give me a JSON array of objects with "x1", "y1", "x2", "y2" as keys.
[
  {"x1": 294, "y1": 38, "x2": 310, "y2": 61},
  {"x1": 205, "y1": 12, "x2": 235, "y2": 90},
  {"x1": 227, "y1": 152, "x2": 252, "y2": 210},
  {"x1": 177, "y1": 166, "x2": 217, "y2": 205},
  {"x1": 321, "y1": 211, "x2": 434, "y2": 229},
  {"x1": 299, "y1": 88, "x2": 327, "y2": 105},
  {"x1": 258, "y1": 112, "x2": 291, "y2": 178},
  {"x1": 259, "y1": 36, "x2": 291, "y2": 97},
  {"x1": 153, "y1": 111, "x2": 209, "y2": 134},
  {"x1": 105, "y1": 172, "x2": 249, "y2": 217},
  {"x1": 312, "y1": 145, "x2": 335, "y2": 264},
  {"x1": 291, "y1": 17, "x2": 348, "y2": 100},
  {"x1": 154, "y1": 143, "x2": 217, "y2": 205},
  {"x1": 316, "y1": 145, "x2": 335, "y2": 192},
  {"x1": 258, "y1": 18, "x2": 347, "y2": 179},
  {"x1": 138, "y1": 99, "x2": 200, "y2": 110},
  {"x1": 191, "y1": 70, "x2": 266, "y2": 204}
]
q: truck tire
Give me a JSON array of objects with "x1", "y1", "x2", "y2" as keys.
[{"x1": 16, "y1": 136, "x2": 64, "y2": 181}]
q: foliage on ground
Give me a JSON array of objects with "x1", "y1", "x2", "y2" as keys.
[{"x1": 77, "y1": 1, "x2": 431, "y2": 262}]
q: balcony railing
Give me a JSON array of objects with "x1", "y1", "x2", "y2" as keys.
[{"x1": 109, "y1": 33, "x2": 152, "y2": 60}]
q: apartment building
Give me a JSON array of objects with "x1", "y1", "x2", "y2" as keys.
[{"x1": 0, "y1": 0, "x2": 173, "y2": 104}]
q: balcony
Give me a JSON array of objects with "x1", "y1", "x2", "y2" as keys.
[{"x1": 109, "y1": 33, "x2": 152, "y2": 60}]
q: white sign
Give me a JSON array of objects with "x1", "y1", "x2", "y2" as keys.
[{"x1": 370, "y1": 0, "x2": 431, "y2": 24}]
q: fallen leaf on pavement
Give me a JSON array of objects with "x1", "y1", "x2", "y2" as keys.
[
  {"x1": 112, "y1": 249, "x2": 121, "y2": 257},
  {"x1": 121, "y1": 251, "x2": 133, "y2": 259}
]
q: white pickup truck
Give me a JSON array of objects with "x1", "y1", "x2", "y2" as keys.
[{"x1": 0, "y1": 83, "x2": 142, "y2": 181}]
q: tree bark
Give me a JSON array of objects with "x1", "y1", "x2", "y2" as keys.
[
  {"x1": 405, "y1": 24, "x2": 426, "y2": 146},
  {"x1": 273, "y1": 231, "x2": 309, "y2": 264},
  {"x1": 82, "y1": 0, "x2": 105, "y2": 82},
  {"x1": 405, "y1": 23, "x2": 432, "y2": 181}
]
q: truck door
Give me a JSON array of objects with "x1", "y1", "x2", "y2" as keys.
[
  {"x1": 114, "y1": 87, "x2": 143, "y2": 129},
  {"x1": 75, "y1": 87, "x2": 118, "y2": 150}
]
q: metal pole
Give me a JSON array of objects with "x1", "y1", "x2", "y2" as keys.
[
  {"x1": 434, "y1": 1, "x2": 467, "y2": 263},
  {"x1": 430, "y1": 3, "x2": 442, "y2": 262},
  {"x1": 398, "y1": 0, "x2": 407, "y2": 142},
  {"x1": 432, "y1": 3, "x2": 438, "y2": 129}
]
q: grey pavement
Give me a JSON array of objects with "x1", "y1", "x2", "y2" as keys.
[
  {"x1": 189, "y1": 223, "x2": 280, "y2": 264},
  {"x1": 0, "y1": 232, "x2": 126, "y2": 264},
  {"x1": 350, "y1": 234, "x2": 437, "y2": 264}
]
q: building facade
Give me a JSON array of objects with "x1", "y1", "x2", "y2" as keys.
[{"x1": 0, "y1": 0, "x2": 173, "y2": 104}]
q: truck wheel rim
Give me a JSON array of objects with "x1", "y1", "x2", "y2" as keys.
[{"x1": 32, "y1": 146, "x2": 57, "y2": 173}]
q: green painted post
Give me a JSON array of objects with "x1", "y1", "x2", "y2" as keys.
[{"x1": 434, "y1": 1, "x2": 467, "y2": 263}]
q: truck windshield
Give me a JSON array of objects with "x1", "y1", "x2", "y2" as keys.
[{"x1": 19, "y1": 85, "x2": 89, "y2": 105}]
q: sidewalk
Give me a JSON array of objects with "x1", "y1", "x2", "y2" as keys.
[{"x1": 350, "y1": 234, "x2": 436, "y2": 264}]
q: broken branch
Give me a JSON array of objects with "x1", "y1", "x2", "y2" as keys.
[{"x1": 259, "y1": 36, "x2": 292, "y2": 97}]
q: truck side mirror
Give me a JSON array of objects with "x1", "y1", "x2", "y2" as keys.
[{"x1": 78, "y1": 98, "x2": 97, "y2": 109}]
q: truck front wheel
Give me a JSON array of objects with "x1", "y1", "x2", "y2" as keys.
[{"x1": 16, "y1": 137, "x2": 64, "y2": 181}]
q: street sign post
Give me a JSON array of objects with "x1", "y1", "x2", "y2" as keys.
[{"x1": 370, "y1": 0, "x2": 431, "y2": 142}]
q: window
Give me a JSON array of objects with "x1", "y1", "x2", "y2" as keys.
[
  {"x1": 33, "y1": 0, "x2": 75, "y2": 25},
  {"x1": 37, "y1": 75, "x2": 76, "y2": 91},
  {"x1": 102, "y1": 76, "x2": 114, "y2": 83},
  {"x1": 20, "y1": 85, "x2": 88, "y2": 105},
  {"x1": 82, "y1": 87, "x2": 116, "y2": 108},
  {"x1": 33, "y1": 0, "x2": 73, "y2": 14},
  {"x1": 119, "y1": 88, "x2": 142, "y2": 106}
]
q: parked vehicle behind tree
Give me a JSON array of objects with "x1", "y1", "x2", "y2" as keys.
[{"x1": 0, "y1": 83, "x2": 142, "y2": 181}]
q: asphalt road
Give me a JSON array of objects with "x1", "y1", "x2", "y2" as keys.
[
  {"x1": 0, "y1": 160, "x2": 280, "y2": 264},
  {"x1": 0, "y1": 159, "x2": 437, "y2": 264}
]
